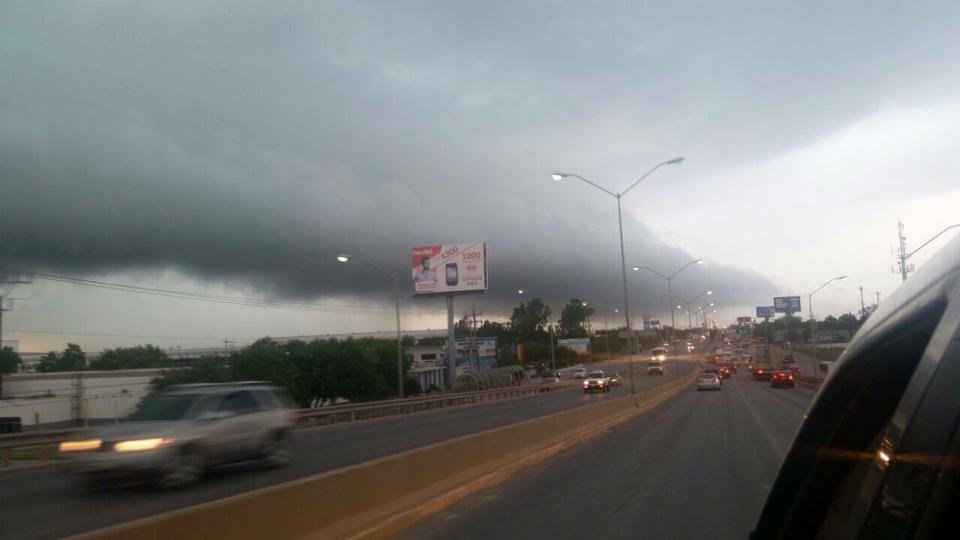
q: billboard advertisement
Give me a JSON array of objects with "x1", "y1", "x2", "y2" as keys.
[
  {"x1": 737, "y1": 316, "x2": 753, "y2": 324},
  {"x1": 774, "y1": 296, "x2": 801, "y2": 313},
  {"x1": 411, "y1": 242, "x2": 487, "y2": 296},
  {"x1": 455, "y1": 337, "x2": 497, "y2": 360},
  {"x1": 557, "y1": 338, "x2": 592, "y2": 356},
  {"x1": 756, "y1": 306, "x2": 775, "y2": 319}
]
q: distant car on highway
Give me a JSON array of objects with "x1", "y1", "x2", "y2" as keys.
[
  {"x1": 540, "y1": 373, "x2": 560, "y2": 384},
  {"x1": 608, "y1": 372, "x2": 622, "y2": 386},
  {"x1": 770, "y1": 370, "x2": 795, "y2": 388},
  {"x1": 582, "y1": 370, "x2": 610, "y2": 393},
  {"x1": 696, "y1": 373, "x2": 721, "y2": 391},
  {"x1": 573, "y1": 367, "x2": 587, "y2": 379},
  {"x1": 647, "y1": 361, "x2": 664, "y2": 376},
  {"x1": 650, "y1": 347, "x2": 667, "y2": 362},
  {"x1": 702, "y1": 367, "x2": 723, "y2": 385},
  {"x1": 752, "y1": 366, "x2": 772, "y2": 381},
  {"x1": 59, "y1": 383, "x2": 296, "y2": 488}
]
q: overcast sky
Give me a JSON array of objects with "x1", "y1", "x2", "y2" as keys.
[{"x1": 2, "y1": 2, "x2": 959, "y2": 352}]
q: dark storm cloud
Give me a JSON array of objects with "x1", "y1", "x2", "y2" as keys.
[{"x1": 1, "y1": 2, "x2": 957, "y2": 315}]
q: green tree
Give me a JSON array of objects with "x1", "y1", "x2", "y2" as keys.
[
  {"x1": 509, "y1": 297, "x2": 551, "y2": 340},
  {"x1": 559, "y1": 298, "x2": 594, "y2": 338},
  {"x1": 89, "y1": 345, "x2": 171, "y2": 370},
  {"x1": 35, "y1": 343, "x2": 87, "y2": 372},
  {"x1": 0, "y1": 347, "x2": 20, "y2": 374},
  {"x1": 0, "y1": 346, "x2": 21, "y2": 398}
]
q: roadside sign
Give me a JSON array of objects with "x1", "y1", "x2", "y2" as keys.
[
  {"x1": 773, "y1": 296, "x2": 801, "y2": 313},
  {"x1": 411, "y1": 242, "x2": 487, "y2": 296},
  {"x1": 756, "y1": 306, "x2": 775, "y2": 318}
]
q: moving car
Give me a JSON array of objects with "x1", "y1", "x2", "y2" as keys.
[
  {"x1": 769, "y1": 370, "x2": 794, "y2": 388},
  {"x1": 582, "y1": 370, "x2": 610, "y2": 393},
  {"x1": 753, "y1": 234, "x2": 960, "y2": 538},
  {"x1": 572, "y1": 367, "x2": 587, "y2": 379},
  {"x1": 650, "y1": 347, "x2": 668, "y2": 362},
  {"x1": 697, "y1": 373, "x2": 721, "y2": 391},
  {"x1": 752, "y1": 366, "x2": 772, "y2": 381},
  {"x1": 647, "y1": 361, "x2": 664, "y2": 376},
  {"x1": 59, "y1": 383, "x2": 296, "y2": 488},
  {"x1": 702, "y1": 367, "x2": 723, "y2": 385}
]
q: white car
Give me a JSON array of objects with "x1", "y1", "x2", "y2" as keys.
[
  {"x1": 572, "y1": 367, "x2": 588, "y2": 379},
  {"x1": 582, "y1": 370, "x2": 610, "y2": 393},
  {"x1": 697, "y1": 373, "x2": 722, "y2": 391},
  {"x1": 647, "y1": 361, "x2": 664, "y2": 376}
]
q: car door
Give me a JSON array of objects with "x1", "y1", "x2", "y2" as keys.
[{"x1": 211, "y1": 390, "x2": 261, "y2": 461}]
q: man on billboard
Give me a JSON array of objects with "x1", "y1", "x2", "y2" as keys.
[{"x1": 412, "y1": 256, "x2": 437, "y2": 285}]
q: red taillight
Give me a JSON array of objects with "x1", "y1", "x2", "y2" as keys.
[{"x1": 788, "y1": 375, "x2": 793, "y2": 380}]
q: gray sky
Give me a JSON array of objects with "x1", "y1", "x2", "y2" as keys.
[{"x1": 2, "y1": 2, "x2": 959, "y2": 351}]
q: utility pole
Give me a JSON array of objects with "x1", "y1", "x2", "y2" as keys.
[
  {"x1": 223, "y1": 338, "x2": 234, "y2": 358},
  {"x1": 0, "y1": 272, "x2": 34, "y2": 350},
  {"x1": 876, "y1": 291, "x2": 881, "y2": 304},
  {"x1": 470, "y1": 309, "x2": 482, "y2": 371},
  {"x1": 859, "y1": 286, "x2": 866, "y2": 319},
  {"x1": 897, "y1": 221, "x2": 909, "y2": 282}
]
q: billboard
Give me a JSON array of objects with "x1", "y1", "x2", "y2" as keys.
[
  {"x1": 411, "y1": 242, "x2": 487, "y2": 296},
  {"x1": 455, "y1": 337, "x2": 497, "y2": 360},
  {"x1": 773, "y1": 296, "x2": 801, "y2": 313},
  {"x1": 737, "y1": 316, "x2": 753, "y2": 324},
  {"x1": 756, "y1": 306, "x2": 775, "y2": 319},
  {"x1": 557, "y1": 338, "x2": 592, "y2": 356}
]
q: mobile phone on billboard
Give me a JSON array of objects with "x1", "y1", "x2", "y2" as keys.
[{"x1": 446, "y1": 263, "x2": 458, "y2": 286}]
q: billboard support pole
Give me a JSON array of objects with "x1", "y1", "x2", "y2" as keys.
[{"x1": 446, "y1": 295, "x2": 456, "y2": 389}]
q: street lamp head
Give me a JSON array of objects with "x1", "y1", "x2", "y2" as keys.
[
  {"x1": 632, "y1": 266, "x2": 640, "y2": 271},
  {"x1": 707, "y1": 290, "x2": 713, "y2": 295},
  {"x1": 837, "y1": 275, "x2": 848, "y2": 281},
  {"x1": 336, "y1": 255, "x2": 351, "y2": 263},
  {"x1": 677, "y1": 305, "x2": 682, "y2": 309},
  {"x1": 666, "y1": 157, "x2": 685, "y2": 165},
  {"x1": 517, "y1": 289, "x2": 524, "y2": 295},
  {"x1": 695, "y1": 258, "x2": 704, "y2": 265},
  {"x1": 551, "y1": 172, "x2": 565, "y2": 181}
]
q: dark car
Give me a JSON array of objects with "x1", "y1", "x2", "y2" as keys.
[
  {"x1": 752, "y1": 366, "x2": 772, "y2": 381},
  {"x1": 769, "y1": 370, "x2": 794, "y2": 388},
  {"x1": 752, "y1": 235, "x2": 960, "y2": 538}
]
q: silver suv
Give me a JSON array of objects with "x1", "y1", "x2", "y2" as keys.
[{"x1": 60, "y1": 382, "x2": 296, "y2": 487}]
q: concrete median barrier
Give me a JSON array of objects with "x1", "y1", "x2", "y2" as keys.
[{"x1": 74, "y1": 369, "x2": 699, "y2": 540}]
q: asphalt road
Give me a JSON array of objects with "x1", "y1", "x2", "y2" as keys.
[
  {"x1": 0, "y1": 357, "x2": 696, "y2": 540},
  {"x1": 399, "y1": 368, "x2": 816, "y2": 540}
]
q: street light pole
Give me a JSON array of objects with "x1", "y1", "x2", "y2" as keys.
[
  {"x1": 633, "y1": 258, "x2": 703, "y2": 358},
  {"x1": 337, "y1": 254, "x2": 405, "y2": 399},
  {"x1": 552, "y1": 156, "x2": 683, "y2": 396},
  {"x1": 808, "y1": 275, "x2": 848, "y2": 351}
]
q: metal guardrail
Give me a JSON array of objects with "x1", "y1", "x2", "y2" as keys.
[
  {"x1": 296, "y1": 382, "x2": 573, "y2": 427},
  {"x1": 0, "y1": 428, "x2": 81, "y2": 467}
]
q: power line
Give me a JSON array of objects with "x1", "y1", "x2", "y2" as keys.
[{"x1": 5, "y1": 268, "x2": 400, "y2": 314}]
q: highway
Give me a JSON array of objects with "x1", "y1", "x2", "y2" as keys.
[
  {"x1": 0, "y1": 357, "x2": 696, "y2": 539},
  {"x1": 399, "y1": 369, "x2": 816, "y2": 540}
]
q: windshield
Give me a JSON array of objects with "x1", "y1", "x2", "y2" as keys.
[
  {"x1": 587, "y1": 372, "x2": 604, "y2": 378},
  {"x1": 129, "y1": 394, "x2": 200, "y2": 421}
]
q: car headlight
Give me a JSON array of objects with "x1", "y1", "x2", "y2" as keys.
[
  {"x1": 59, "y1": 439, "x2": 102, "y2": 452},
  {"x1": 582, "y1": 381, "x2": 589, "y2": 386},
  {"x1": 113, "y1": 438, "x2": 174, "y2": 452}
]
